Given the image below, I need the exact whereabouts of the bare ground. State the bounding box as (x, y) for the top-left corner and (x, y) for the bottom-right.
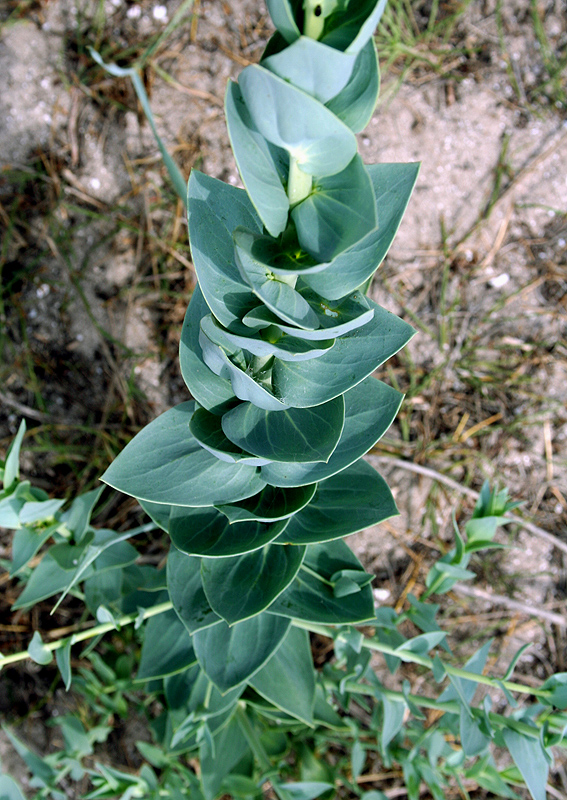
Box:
(1, 0), (566, 793)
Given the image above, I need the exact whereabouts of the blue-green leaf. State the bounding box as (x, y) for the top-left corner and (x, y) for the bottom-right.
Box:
(0, 775), (26, 800)
(395, 631), (447, 658)
(3, 419), (26, 491)
(10, 524), (57, 576)
(239, 65), (357, 177)
(201, 544), (306, 624)
(225, 80), (289, 237)
(193, 612), (291, 693)
(269, 540), (375, 624)
(137, 605), (197, 681)
(2, 727), (56, 787)
(189, 406), (270, 466)
(169, 504), (289, 558)
(271, 299), (414, 407)
(168, 547), (222, 635)
(179, 286), (238, 416)
(165, 665), (243, 722)
(28, 631), (53, 666)
(199, 333), (291, 411)
(292, 155), (377, 262)
(18, 498), (65, 526)
(266, 0), (300, 44)
(56, 639), (72, 691)
(250, 626), (315, 725)
(262, 377), (402, 487)
(273, 782), (335, 800)
(200, 715), (250, 800)
(381, 696), (405, 750)
(59, 485), (104, 542)
(263, 35), (356, 104)
(12, 553), (86, 609)
(101, 402), (266, 507)
(206, 316), (335, 362)
(139, 499), (172, 532)
(351, 739), (366, 779)
(242, 286), (373, 342)
(326, 39), (379, 133)
(221, 396), (344, 463)
(502, 728), (549, 800)
(234, 225), (329, 278)
(216, 483), (317, 523)
(440, 640), (492, 705)
(303, 162), (420, 300)
(89, 49), (187, 205)
(0, 494), (23, 529)
(465, 755), (521, 799)
(187, 171), (260, 328)
(278, 460), (397, 544)
(233, 236), (320, 329)
(540, 673), (567, 709)
(322, 0), (387, 54)
(460, 706), (491, 757)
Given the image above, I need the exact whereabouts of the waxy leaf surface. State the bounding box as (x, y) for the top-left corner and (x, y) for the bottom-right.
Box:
(137, 605), (197, 680)
(225, 81), (289, 237)
(266, 0), (300, 43)
(271, 299), (414, 407)
(169, 504), (289, 558)
(199, 334), (290, 411)
(277, 460), (397, 544)
(208, 313), (334, 361)
(193, 612), (291, 693)
(326, 39), (379, 133)
(239, 65), (357, 177)
(262, 377), (403, 487)
(189, 406), (270, 466)
(168, 547), (222, 635)
(165, 664), (244, 721)
(179, 286), (237, 416)
(187, 170), (259, 327)
(250, 626), (315, 725)
(269, 540), (375, 624)
(201, 543), (306, 624)
(263, 35), (356, 104)
(292, 155), (377, 262)
(221, 395), (345, 463)
(101, 402), (266, 507)
(234, 233), (319, 329)
(242, 289), (373, 341)
(303, 162), (421, 300)
(216, 483), (317, 523)
(322, 0), (388, 54)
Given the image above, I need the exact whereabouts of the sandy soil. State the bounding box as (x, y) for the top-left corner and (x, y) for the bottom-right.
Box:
(1, 0), (566, 791)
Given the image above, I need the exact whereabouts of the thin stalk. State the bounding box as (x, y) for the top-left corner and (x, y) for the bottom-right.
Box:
(338, 680), (567, 742)
(303, 0), (325, 39)
(288, 157), (313, 205)
(235, 704), (272, 772)
(0, 600), (173, 669)
(235, 706), (296, 800)
(292, 620), (550, 700)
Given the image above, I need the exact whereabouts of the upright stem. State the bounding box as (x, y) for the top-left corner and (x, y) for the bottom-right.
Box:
(287, 157), (312, 206)
(303, 0), (325, 39)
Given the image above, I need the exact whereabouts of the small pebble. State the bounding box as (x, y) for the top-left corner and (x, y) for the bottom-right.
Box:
(489, 273), (509, 288)
(153, 5), (168, 21)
